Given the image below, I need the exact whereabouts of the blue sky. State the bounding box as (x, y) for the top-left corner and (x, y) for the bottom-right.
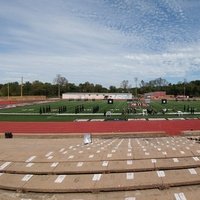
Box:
(0, 0), (200, 87)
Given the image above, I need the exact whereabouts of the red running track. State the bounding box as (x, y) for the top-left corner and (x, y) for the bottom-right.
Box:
(0, 119), (200, 135)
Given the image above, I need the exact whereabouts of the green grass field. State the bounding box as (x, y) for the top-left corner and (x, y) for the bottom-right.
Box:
(150, 100), (200, 113)
(0, 100), (127, 114)
(0, 99), (199, 121)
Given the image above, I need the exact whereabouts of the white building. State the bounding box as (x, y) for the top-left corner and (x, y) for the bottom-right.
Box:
(62, 93), (132, 100)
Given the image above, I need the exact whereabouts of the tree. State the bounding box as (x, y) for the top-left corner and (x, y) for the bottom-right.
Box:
(94, 84), (104, 92)
(140, 80), (145, 87)
(109, 85), (117, 93)
(32, 80), (46, 95)
(79, 82), (95, 92)
(54, 74), (68, 98)
(120, 80), (131, 92)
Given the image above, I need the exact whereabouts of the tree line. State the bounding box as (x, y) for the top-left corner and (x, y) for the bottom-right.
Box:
(0, 76), (199, 97)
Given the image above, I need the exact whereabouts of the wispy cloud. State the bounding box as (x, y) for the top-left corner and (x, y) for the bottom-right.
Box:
(0, 0), (200, 87)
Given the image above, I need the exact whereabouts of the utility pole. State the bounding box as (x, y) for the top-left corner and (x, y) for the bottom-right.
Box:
(134, 77), (138, 98)
(183, 78), (186, 100)
(7, 83), (9, 99)
(58, 84), (60, 99)
(21, 77), (23, 97)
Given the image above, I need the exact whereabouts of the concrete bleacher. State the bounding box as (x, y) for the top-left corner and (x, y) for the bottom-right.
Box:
(0, 136), (200, 198)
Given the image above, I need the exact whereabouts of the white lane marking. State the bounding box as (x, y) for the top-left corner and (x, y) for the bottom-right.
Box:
(102, 161), (109, 167)
(0, 162), (11, 170)
(126, 172), (134, 180)
(157, 171), (165, 177)
(151, 159), (157, 163)
(96, 150), (101, 153)
(22, 174), (33, 182)
(79, 151), (83, 154)
(77, 162), (83, 167)
(174, 192), (187, 200)
(89, 154), (94, 158)
(25, 156), (36, 163)
(127, 153), (132, 157)
(112, 150), (116, 153)
(173, 158), (179, 163)
(145, 152), (149, 155)
(47, 156), (53, 160)
(162, 152), (167, 155)
(172, 148), (176, 151)
(55, 175), (66, 183)
(188, 168), (197, 175)
(0, 173), (3, 176)
(51, 162), (59, 167)
(26, 163), (34, 168)
(45, 151), (53, 157)
(193, 157), (199, 161)
(92, 174), (102, 181)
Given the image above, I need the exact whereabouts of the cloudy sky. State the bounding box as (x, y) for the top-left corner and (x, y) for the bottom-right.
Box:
(0, 0), (200, 87)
